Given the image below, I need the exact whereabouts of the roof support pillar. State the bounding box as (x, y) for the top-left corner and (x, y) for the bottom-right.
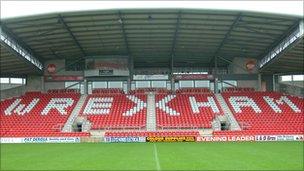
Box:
(128, 56), (133, 92)
(257, 73), (262, 91)
(272, 74), (276, 91)
(170, 54), (174, 91)
(170, 12), (181, 69)
(214, 56), (219, 94)
(83, 79), (88, 95)
(169, 11), (181, 92)
(118, 11), (133, 85)
(127, 78), (131, 93)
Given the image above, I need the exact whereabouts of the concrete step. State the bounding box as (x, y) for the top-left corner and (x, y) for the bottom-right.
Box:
(90, 130), (105, 137)
(199, 129), (213, 136)
(215, 94), (241, 131)
(146, 93), (156, 131)
(62, 94), (87, 132)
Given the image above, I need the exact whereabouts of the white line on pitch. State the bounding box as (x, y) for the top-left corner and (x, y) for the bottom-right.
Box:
(153, 143), (161, 171)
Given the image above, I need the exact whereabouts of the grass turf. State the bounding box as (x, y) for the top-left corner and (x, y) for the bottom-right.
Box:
(1, 142), (303, 170)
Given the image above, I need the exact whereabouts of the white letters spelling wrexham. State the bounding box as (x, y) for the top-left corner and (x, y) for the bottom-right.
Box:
(189, 96), (220, 113)
(123, 95), (147, 116)
(263, 96), (301, 113)
(229, 96), (262, 113)
(83, 97), (113, 115)
(4, 98), (39, 115)
(41, 98), (74, 115)
(155, 95), (179, 115)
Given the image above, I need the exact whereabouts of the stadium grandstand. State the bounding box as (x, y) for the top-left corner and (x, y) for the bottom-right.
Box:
(0, 7), (303, 171)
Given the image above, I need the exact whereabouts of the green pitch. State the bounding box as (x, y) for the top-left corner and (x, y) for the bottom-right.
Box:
(1, 142), (303, 170)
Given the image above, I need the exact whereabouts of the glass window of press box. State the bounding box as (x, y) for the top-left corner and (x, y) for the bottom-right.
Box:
(0, 77), (26, 90)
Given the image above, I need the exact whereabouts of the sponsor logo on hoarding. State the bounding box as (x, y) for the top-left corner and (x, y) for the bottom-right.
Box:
(276, 135), (296, 141)
(23, 137), (80, 143)
(255, 135), (277, 141)
(1, 137), (81, 143)
(294, 135), (304, 141)
(146, 136), (196, 142)
(196, 135), (304, 142)
(197, 136), (255, 142)
(105, 137), (146, 143)
(0, 138), (24, 144)
(24, 137), (48, 143)
(255, 135), (304, 141)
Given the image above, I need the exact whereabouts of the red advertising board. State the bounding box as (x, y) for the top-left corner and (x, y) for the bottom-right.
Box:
(44, 75), (84, 81)
(173, 74), (214, 80)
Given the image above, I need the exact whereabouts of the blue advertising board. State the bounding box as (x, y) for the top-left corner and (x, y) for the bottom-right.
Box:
(104, 137), (146, 143)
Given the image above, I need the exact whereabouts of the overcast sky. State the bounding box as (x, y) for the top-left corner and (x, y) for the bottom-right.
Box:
(1, 1), (303, 19)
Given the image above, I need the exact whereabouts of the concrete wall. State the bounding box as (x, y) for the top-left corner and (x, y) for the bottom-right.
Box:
(228, 57), (258, 74)
(281, 81), (304, 88)
(237, 80), (259, 89)
(0, 85), (26, 100)
(278, 83), (304, 97)
(1, 75), (44, 100)
(228, 57), (259, 90)
(1, 59), (86, 100)
(0, 84), (23, 90)
(26, 75), (44, 92)
(44, 82), (65, 92)
(44, 59), (83, 76)
(262, 74), (274, 91)
(44, 59), (83, 92)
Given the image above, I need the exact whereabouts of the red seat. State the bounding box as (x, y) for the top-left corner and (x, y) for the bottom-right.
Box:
(156, 90), (223, 129)
(80, 94), (147, 129)
(0, 91), (89, 137)
(220, 91), (304, 135)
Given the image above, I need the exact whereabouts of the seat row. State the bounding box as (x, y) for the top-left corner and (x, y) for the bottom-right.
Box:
(1, 91), (303, 137)
(0, 93), (80, 137)
(80, 94), (147, 129)
(156, 94), (223, 129)
(222, 91), (304, 135)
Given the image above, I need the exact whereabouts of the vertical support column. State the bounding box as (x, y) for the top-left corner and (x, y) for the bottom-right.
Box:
(273, 74), (276, 91)
(83, 78), (88, 95)
(128, 54), (133, 93)
(41, 76), (45, 92)
(214, 56), (218, 94)
(127, 78), (131, 92)
(170, 76), (175, 92)
(170, 54), (175, 92)
(272, 74), (279, 92)
(291, 74), (295, 87)
(220, 79), (223, 92)
(258, 73), (262, 91)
